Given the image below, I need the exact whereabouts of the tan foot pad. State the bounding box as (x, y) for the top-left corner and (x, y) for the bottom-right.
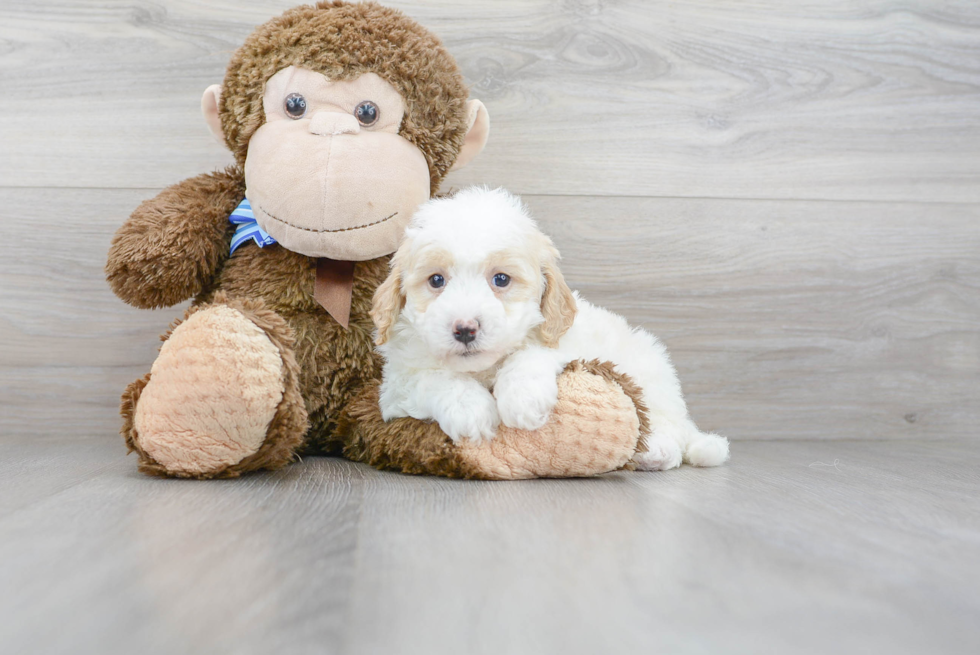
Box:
(133, 305), (285, 475)
(456, 361), (641, 479)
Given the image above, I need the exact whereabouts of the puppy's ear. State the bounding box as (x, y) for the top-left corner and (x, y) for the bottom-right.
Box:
(539, 244), (577, 347)
(371, 257), (405, 346)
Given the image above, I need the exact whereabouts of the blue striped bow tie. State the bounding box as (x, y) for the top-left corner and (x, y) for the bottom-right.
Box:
(229, 198), (277, 254)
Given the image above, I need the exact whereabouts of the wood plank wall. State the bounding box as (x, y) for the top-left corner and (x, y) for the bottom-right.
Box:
(1, 0), (978, 441)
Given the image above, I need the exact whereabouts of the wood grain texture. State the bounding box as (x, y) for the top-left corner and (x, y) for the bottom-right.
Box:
(1, 0), (979, 201)
(1, 438), (978, 654)
(2, 188), (977, 441)
(529, 194), (980, 441)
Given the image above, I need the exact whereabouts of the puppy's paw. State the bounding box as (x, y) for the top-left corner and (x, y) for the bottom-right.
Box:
(435, 386), (500, 443)
(632, 433), (684, 471)
(494, 372), (559, 432)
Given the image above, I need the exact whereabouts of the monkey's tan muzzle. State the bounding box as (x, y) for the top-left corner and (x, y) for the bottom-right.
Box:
(244, 120), (430, 261)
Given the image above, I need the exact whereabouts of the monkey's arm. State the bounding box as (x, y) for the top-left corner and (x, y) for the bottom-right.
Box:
(106, 167), (245, 309)
(341, 360), (645, 480)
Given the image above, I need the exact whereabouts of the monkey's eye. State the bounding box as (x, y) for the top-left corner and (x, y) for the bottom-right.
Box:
(284, 93), (307, 119)
(355, 100), (379, 126)
(428, 274), (445, 289)
(492, 273), (511, 288)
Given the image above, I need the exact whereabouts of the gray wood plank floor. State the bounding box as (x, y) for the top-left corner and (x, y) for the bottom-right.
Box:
(1, 438), (978, 655)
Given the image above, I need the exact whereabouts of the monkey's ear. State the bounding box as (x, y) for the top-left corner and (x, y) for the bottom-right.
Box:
(450, 99), (490, 171)
(201, 84), (227, 147)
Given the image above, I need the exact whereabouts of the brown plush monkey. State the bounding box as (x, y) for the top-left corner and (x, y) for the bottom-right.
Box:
(106, 1), (645, 479)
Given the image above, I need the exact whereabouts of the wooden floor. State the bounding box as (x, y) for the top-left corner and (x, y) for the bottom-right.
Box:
(1, 438), (978, 655)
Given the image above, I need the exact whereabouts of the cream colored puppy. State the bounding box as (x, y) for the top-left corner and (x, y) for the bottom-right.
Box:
(371, 187), (729, 470)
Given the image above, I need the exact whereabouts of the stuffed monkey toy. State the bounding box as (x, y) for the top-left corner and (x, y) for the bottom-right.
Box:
(106, 1), (646, 480)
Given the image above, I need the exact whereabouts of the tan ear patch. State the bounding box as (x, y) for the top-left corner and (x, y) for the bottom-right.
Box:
(539, 254), (577, 347)
(371, 260), (405, 345)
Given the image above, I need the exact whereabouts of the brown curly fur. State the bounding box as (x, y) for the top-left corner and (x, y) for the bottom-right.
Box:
(339, 385), (479, 478)
(199, 244), (390, 455)
(106, 167), (244, 309)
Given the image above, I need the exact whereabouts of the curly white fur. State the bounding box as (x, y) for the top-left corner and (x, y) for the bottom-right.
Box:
(372, 187), (729, 469)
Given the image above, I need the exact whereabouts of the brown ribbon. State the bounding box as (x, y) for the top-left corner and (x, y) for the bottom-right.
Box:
(314, 258), (355, 329)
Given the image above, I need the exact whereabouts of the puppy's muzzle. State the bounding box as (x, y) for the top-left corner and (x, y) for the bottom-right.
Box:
(452, 320), (479, 345)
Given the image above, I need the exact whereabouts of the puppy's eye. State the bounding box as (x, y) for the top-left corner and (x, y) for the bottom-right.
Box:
(428, 274), (445, 289)
(492, 273), (511, 288)
(355, 100), (379, 126)
(284, 93), (307, 119)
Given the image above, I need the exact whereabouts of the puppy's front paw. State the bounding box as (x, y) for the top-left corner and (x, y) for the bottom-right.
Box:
(494, 372), (559, 432)
(434, 386), (500, 442)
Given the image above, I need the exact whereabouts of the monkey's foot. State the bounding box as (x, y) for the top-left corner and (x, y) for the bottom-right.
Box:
(341, 360), (646, 480)
(455, 360), (645, 479)
(121, 297), (308, 478)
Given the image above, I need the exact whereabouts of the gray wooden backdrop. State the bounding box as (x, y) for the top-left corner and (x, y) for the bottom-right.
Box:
(2, 0), (978, 442)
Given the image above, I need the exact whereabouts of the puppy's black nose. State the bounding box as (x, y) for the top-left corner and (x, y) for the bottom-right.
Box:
(453, 321), (478, 344)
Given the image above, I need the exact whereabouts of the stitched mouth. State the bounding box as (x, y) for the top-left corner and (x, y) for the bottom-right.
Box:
(255, 202), (398, 234)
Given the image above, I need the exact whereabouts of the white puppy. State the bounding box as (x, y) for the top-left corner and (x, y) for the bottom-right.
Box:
(371, 187), (729, 470)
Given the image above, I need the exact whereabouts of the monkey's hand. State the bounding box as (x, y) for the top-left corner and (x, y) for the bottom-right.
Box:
(105, 167), (245, 309)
